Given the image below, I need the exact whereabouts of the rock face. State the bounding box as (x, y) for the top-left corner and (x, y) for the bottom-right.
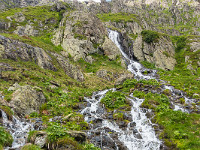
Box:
(133, 36), (176, 70)
(50, 53), (84, 82)
(0, 35), (56, 71)
(52, 11), (107, 61)
(14, 24), (39, 36)
(9, 84), (46, 116)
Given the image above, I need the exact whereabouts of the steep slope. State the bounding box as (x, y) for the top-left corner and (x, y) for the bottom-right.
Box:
(0, 0), (199, 150)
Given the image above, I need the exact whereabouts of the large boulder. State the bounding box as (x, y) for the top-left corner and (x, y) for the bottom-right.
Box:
(133, 35), (176, 70)
(102, 37), (122, 60)
(0, 35), (56, 71)
(9, 84), (46, 116)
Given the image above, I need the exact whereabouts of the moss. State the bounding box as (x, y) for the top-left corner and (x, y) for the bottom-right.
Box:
(113, 113), (124, 121)
(21, 144), (41, 150)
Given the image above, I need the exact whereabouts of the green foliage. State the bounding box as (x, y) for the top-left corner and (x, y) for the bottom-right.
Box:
(84, 144), (101, 150)
(129, 34), (138, 40)
(101, 91), (126, 109)
(141, 30), (160, 43)
(74, 33), (87, 40)
(171, 36), (187, 52)
(140, 61), (156, 69)
(0, 127), (13, 147)
(113, 113), (124, 121)
(97, 13), (138, 23)
(21, 144), (41, 150)
(46, 123), (68, 142)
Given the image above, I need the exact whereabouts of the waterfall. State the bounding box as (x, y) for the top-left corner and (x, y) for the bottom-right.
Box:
(1, 109), (33, 150)
(107, 29), (156, 80)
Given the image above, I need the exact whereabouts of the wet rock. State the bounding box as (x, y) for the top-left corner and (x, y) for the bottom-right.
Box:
(174, 89), (182, 96)
(130, 122), (136, 127)
(135, 133), (142, 139)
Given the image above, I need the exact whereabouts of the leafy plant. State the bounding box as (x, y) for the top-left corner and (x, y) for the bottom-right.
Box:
(0, 127), (13, 147)
(101, 91), (126, 109)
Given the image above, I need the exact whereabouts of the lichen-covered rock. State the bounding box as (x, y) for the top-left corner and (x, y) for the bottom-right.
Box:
(102, 37), (122, 60)
(14, 24), (39, 36)
(52, 11), (107, 61)
(51, 52), (84, 82)
(9, 84), (46, 116)
(0, 35), (56, 71)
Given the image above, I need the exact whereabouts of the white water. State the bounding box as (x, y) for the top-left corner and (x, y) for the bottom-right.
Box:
(1, 110), (33, 149)
(81, 90), (161, 150)
(108, 29), (156, 79)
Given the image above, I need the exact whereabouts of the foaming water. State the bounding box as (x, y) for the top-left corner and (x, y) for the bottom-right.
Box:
(81, 90), (161, 150)
(1, 110), (33, 150)
(108, 29), (156, 79)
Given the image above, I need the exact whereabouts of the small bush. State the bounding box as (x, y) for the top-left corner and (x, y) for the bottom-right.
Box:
(141, 30), (159, 43)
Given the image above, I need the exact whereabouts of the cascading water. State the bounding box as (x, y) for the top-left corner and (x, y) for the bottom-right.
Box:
(81, 29), (199, 150)
(108, 29), (198, 113)
(107, 29), (156, 80)
(1, 109), (33, 150)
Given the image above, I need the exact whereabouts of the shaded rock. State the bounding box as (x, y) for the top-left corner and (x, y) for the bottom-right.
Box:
(50, 52), (84, 82)
(67, 131), (86, 142)
(0, 35), (56, 71)
(9, 85), (46, 116)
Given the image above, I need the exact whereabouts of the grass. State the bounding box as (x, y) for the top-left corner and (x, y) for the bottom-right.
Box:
(97, 13), (139, 23)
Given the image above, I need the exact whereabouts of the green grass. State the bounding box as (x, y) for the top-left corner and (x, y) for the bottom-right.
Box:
(97, 13), (138, 23)
(1, 33), (63, 53)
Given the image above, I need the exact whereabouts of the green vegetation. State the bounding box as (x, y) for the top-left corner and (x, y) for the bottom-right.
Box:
(101, 91), (127, 109)
(0, 127), (13, 148)
(97, 13), (138, 23)
(141, 30), (160, 44)
(21, 144), (41, 150)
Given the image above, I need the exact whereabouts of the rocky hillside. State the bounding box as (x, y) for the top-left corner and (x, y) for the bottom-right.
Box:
(0, 0), (199, 150)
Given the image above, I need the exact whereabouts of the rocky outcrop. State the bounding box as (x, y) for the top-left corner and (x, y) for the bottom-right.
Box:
(52, 11), (107, 61)
(14, 24), (39, 36)
(9, 83), (46, 116)
(134, 35), (176, 70)
(102, 37), (122, 60)
(0, 35), (56, 71)
(50, 52), (84, 82)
